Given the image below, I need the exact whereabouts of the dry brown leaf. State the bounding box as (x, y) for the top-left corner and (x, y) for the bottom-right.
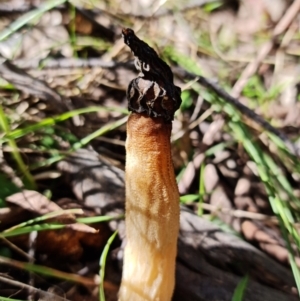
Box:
(66, 222), (98, 233)
(5, 189), (77, 224)
(6, 190), (62, 215)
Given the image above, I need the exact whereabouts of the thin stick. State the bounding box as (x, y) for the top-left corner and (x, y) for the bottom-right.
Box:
(0, 275), (71, 301)
(200, 203), (277, 221)
(231, 0), (300, 97)
(176, 69), (299, 156)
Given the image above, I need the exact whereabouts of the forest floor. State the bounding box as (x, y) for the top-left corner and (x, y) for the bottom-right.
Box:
(0, 0), (300, 300)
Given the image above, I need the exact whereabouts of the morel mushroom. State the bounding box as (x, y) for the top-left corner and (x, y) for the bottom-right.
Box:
(119, 28), (182, 301)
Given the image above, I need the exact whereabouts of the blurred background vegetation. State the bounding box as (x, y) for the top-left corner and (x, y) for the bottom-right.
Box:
(0, 0), (300, 300)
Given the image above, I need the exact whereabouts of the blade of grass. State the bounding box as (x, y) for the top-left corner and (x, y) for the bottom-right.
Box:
(72, 116), (128, 149)
(0, 297), (27, 301)
(99, 230), (118, 301)
(1, 223), (73, 238)
(262, 151), (300, 210)
(180, 194), (200, 204)
(0, 255), (97, 286)
(198, 163), (205, 216)
(0, 104), (36, 189)
(0, 0), (68, 41)
(76, 214), (124, 224)
(231, 274), (249, 301)
(69, 3), (78, 58)
(30, 116), (128, 169)
(3, 208), (83, 233)
(185, 74), (300, 292)
(2, 210), (121, 238)
(228, 119), (300, 295)
(1, 106), (127, 142)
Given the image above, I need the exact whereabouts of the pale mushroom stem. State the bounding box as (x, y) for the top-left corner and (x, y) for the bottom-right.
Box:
(119, 113), (180, 301)
(119, 27), (181, 301)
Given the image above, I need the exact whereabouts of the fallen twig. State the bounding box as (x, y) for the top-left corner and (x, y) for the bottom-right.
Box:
(231, 0), (300, 97)
(176, 68), (299, 156)
(0, 275), (71, 301)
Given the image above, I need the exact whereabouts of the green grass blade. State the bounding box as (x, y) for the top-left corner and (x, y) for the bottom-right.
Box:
(180, 194), (200, 204)
(228, 120), (300, 295)
(231, 274), (249, 301)
(29, 116), (127, 169)
(2, 210), (121, 238)
(3, 209), (83, 233)
(0, 0), (68, 41)
(72, 116), (127, 150)
(0, 104), (36, 189)
(76, 215), (124, 224)
(0, 297), (27, 301)
(1, 223), (67, 238)
(198, 163), (205, 216)
(187, 79), (300, 294)
(1, 106), (127, 142)
(99, 230), (118, 301)
(0, 255), (96, 285)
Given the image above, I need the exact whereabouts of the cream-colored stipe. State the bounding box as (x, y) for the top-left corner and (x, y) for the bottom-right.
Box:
(119, 113), (180, 301)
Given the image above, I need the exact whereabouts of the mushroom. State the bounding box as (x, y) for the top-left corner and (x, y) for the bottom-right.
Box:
(119, 28), (182, 301)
